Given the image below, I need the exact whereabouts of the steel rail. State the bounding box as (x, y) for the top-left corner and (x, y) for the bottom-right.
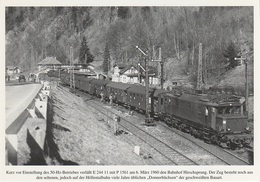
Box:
(75, 90), (198, 165)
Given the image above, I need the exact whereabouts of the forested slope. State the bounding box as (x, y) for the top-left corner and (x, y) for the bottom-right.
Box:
(5, 6), (253, 89)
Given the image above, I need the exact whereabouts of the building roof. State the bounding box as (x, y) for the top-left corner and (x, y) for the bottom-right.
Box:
(38, 57), (62, 65)
(6, 66), (18, 70)
(119, 65), (138, 75)
(113, 63), (127, 69)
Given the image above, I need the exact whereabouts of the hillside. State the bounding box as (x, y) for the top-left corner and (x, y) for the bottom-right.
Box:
(5, 7), (254, 89)
(50, 85), (145, 165)
(219, 63), (253, 89)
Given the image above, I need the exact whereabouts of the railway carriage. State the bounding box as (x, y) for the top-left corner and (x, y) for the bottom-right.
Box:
(106, 82), (131, 104)
(74, 73), (94, 92)
(83, 78), (95, 93)
(61, 72), (70, 85)
(90, 79), (110, 97)
(126, 85), (155, 113)
(153, 89), (171, 116)
(74, 73), (85, 89)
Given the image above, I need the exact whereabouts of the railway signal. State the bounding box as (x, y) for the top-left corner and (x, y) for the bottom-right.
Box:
(136, 46), (155, 126)
(234, 56), (249, 116)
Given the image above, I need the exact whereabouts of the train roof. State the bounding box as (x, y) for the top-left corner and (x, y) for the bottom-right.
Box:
(163, 92), (243, 106)
(75, 75), (89, 81)
(127, 85), (154, 95)
(153, 89), (169, 97)
(127, 85), (145, 94)
(106, 82), (132, 91)
(91, 79), (110, 86)
(180, 93), (208, 102)
(163, 92), (209, 102)
(82, 77), (95, 83)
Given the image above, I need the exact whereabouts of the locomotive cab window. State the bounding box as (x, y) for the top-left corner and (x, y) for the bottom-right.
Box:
(217, 106), (241, 115)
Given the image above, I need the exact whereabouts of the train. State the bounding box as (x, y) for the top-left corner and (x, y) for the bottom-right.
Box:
(58, 71), (252, 150)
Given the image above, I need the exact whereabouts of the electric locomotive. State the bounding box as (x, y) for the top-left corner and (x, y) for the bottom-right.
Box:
(155, 91), (251, 149)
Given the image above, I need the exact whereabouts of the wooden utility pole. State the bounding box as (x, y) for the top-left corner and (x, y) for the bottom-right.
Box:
(235, 56), (248, 116)
(70, 46), (75, 89)
(197, 43), (203, 90)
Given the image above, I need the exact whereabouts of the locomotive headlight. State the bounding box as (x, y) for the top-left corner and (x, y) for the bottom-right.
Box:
(227, 128), (231, 132)
(223, 119), (226, 124)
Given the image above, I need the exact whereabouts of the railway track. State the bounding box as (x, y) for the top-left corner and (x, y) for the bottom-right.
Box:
(131, 108), (250, 165)
(86, 98), (197, 165)
(64, 86), (250, 165)
(158, 121), (250, 165)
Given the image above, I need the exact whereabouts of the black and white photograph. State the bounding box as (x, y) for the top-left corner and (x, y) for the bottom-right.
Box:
(2, 0), (260, 181)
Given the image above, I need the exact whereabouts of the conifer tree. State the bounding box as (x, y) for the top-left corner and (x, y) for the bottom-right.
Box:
(79, 36), (94, 64)
(223, 41), (238, 70)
